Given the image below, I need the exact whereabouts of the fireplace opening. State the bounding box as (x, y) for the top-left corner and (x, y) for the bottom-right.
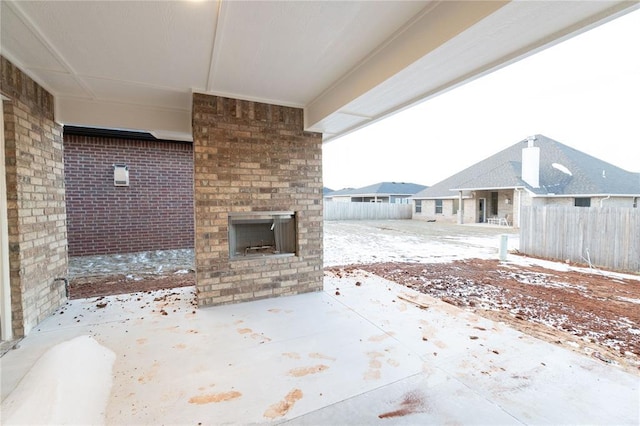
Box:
(228, 212), (297, 259)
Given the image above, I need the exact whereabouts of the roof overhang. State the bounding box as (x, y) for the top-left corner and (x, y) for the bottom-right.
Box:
(2, 1), (638, 142)
(451, 186), (527, 192)
(533, 193), (640, 198)
(335, 193), (412, 197)
(412, 194), (473, 200)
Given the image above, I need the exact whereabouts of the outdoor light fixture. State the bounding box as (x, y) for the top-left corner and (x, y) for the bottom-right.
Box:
(505, 197), (511, 204)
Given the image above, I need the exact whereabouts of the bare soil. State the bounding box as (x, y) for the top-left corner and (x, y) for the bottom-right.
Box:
(68, 249), (640, 374)
(69, 272), (195, 299)
(327, 259), (640, 374)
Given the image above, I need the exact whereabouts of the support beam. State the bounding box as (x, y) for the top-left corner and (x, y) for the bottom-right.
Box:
(55, 97), (193, 142)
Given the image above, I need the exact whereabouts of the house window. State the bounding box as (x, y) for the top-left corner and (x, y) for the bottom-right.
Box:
(415, 200), (422, 213)
(490, 192), (498, 216)
(453, 199), (459, 215)
(574, 197), (591, 207)
(435, 199), (443, 214)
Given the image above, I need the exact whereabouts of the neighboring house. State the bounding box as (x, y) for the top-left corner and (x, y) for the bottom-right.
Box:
(326, 182), (428, 204)
(412, 135), (640, 227)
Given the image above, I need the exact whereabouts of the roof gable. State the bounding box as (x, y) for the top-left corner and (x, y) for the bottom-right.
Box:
(414, 135), (640, 198)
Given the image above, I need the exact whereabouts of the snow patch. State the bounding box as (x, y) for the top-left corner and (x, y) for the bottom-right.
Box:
(552, 162), (573, 176)
(323, 221), (520, 267)
(1, 335), (116, 425)
(617, 296), (640, 304)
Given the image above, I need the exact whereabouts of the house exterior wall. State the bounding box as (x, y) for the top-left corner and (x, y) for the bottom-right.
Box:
(415, 191), (519, 225)
(64, 135), (194, 256)
(597, 196), (637, 208)
(533, 196), (572, 207)
(416, 192), (637, 227)
(516, 193), (637, 226)
(533, 196), (636, 208)
(462, 199), (476, 223)
(473, 190), (516, 223)
(352, 196), (389, 203)
(1, 56), (68, 337)
(413, 198), (471, 223)
(389, 195), (411, 204)
(192, 94), (323, 306)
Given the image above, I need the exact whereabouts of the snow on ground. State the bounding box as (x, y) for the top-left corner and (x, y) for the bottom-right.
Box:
(69, 249), (194, 278)
(3, 220), (639, 423)
(323, 220), (639, 282)
(506, 252), (640, 282)
(324, 220), (519, 266)
(1, 335), (115, 425)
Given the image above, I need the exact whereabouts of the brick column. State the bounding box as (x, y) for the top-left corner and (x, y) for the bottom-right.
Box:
(192, 94), (323, 306)
(1, 56), (68, 336)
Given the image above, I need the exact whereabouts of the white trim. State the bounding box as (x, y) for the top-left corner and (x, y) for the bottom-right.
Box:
(452, 186), (527, 191)
(532, 193), (640, 198)
(0, 99), (13, 341)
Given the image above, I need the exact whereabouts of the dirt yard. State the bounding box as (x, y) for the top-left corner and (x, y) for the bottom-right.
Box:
(68, 249), (195, 299)
(68, 222), (640, 374)
(69, 272), (194, 299)
(327, 258), (640, 373)
(71, 254), (640, 373)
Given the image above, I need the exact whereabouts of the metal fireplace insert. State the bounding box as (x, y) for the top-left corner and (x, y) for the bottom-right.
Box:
(228, 211), (297, 259)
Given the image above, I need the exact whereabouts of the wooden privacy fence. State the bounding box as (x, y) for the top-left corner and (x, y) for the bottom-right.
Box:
(324, 201), (413, 221)
(520, 206), (640, 273)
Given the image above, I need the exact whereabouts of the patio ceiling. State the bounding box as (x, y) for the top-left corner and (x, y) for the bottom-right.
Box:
(1, 1), (637, 142)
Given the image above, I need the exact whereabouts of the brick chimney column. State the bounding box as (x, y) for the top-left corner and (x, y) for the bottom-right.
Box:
(192, 94), (324, 306)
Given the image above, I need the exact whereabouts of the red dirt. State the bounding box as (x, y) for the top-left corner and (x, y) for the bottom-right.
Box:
(69, 272), (195, 299)
(378, 390), (429, 419)
(328, 259), (640, 374)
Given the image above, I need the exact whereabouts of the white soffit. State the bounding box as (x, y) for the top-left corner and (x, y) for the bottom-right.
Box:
(208, 1), (427, 107)
(310, 0), (640, 141)
(1, 0), (638, 142)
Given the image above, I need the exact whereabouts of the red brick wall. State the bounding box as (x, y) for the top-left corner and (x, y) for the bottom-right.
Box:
(192, 94), (323, 306)
(64, 135), (194, 256)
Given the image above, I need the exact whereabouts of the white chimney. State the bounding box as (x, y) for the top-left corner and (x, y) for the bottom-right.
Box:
(522, 136), (540, 188)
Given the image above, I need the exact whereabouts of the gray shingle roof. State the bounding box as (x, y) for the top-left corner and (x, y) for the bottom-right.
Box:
(328, 182), (428, 197)
(413, 134), (640, 199)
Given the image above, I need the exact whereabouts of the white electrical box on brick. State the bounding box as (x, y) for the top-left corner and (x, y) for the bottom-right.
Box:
(113, 164), (129, 186)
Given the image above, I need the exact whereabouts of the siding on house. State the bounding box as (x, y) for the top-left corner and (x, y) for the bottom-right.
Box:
(64, 134), (194, 256)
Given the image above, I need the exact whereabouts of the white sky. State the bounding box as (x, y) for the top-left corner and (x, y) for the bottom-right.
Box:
(322, 8), (640, 190)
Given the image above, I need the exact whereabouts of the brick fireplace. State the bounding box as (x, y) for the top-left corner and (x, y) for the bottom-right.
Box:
(192, 94), (323, 306)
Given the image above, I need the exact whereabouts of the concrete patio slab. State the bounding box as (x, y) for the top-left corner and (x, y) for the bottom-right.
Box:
(2, 272), (638, 425)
